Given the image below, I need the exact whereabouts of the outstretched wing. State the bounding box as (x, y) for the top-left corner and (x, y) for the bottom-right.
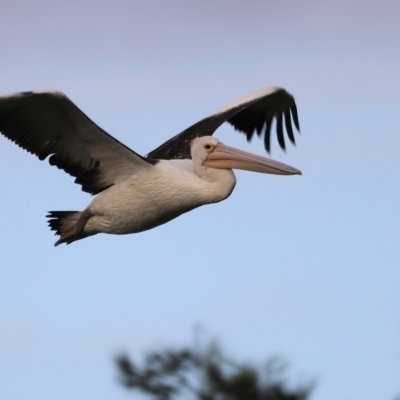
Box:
(0, 91), (154, 195)
(147, 87), (300, 160)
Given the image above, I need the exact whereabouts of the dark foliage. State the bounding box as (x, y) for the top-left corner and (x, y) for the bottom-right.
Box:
(116, 341), (313, 400)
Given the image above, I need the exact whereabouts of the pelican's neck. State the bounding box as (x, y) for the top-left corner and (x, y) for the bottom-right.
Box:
(193, 161), (237, 202)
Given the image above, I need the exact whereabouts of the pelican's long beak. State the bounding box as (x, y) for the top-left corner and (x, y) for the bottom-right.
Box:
(203, 143), (301, 175)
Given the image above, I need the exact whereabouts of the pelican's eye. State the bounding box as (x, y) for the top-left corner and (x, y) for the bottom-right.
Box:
(203, 143), (214, 152)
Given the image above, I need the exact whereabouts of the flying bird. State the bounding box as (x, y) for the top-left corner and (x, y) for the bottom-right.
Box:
(0, 86), (301, 246)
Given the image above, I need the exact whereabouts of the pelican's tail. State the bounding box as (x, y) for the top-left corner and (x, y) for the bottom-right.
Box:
(47, 211), (88, 246)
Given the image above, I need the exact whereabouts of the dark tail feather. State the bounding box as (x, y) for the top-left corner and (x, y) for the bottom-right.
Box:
(47, 211), (79, 234)
(47, 211), (86, 246)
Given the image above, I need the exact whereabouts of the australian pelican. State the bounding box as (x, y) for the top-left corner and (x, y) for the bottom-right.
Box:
(0, 87), (302, 246)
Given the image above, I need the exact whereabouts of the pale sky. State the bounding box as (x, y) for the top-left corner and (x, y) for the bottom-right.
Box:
(0, 1), (399, 400)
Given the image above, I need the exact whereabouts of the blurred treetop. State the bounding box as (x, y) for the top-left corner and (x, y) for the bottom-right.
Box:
(116, 338), (313, 400)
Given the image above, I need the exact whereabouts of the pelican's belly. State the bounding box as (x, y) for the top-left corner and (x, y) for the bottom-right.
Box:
(83, 167), (213, 235)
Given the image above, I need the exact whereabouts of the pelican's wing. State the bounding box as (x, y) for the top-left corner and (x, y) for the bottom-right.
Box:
(0, 91), (154, 195)
(147, 87), (300, 160)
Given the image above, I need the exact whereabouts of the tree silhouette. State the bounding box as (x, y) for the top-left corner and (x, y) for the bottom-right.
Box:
(116, 338), (313, 400)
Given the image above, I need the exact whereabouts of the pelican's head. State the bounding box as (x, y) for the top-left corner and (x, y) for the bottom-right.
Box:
(191, 136), (302, 176)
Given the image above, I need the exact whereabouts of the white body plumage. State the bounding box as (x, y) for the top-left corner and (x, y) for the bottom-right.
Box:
(86, 156), (236, 235)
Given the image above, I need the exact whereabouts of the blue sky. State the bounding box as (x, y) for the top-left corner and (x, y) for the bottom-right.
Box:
(0, 1), (399, 399)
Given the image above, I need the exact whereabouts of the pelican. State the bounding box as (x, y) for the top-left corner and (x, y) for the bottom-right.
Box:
(0, 86), (302, 246)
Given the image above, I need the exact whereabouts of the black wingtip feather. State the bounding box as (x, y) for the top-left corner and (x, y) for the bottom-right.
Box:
(245, 127), (253, 142)
(276, 113), (286, 151)
(290, 102), (300, 132)
(284, 109), (295, 144)
(255, 118), (265, 137)
(263, 116), (273, 153)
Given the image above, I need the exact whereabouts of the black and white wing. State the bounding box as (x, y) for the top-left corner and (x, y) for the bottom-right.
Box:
(0, 91), (154, 195)
(147, 87), (300, 160)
